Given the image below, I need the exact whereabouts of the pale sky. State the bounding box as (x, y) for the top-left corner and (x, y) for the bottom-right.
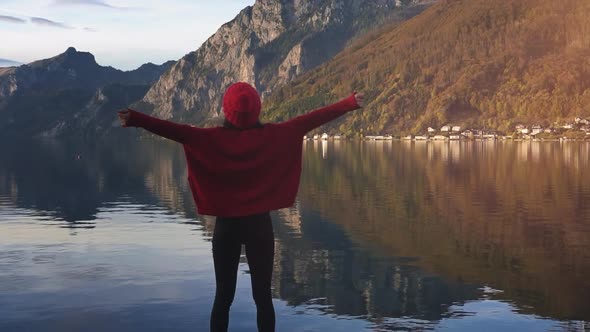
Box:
(0, 0), (254, 70)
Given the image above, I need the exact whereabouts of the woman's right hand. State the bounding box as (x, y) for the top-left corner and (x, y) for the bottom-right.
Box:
(118, 109), (131, 127)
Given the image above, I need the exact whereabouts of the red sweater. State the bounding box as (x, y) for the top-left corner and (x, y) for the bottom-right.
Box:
(127, 94), (360, 217)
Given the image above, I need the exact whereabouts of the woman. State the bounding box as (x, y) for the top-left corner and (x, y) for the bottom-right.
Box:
(118, 82), (364, 331)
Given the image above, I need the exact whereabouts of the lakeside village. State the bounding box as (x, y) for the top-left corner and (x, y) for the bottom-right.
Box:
(304, 117), (590, 142)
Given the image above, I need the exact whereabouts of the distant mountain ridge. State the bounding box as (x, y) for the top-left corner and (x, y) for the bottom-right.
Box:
(4, 0), (587, 138)
(137, 0), (434, 124)
(0, 58), (22, 68)
(0, 47), (174, 138)
(263, 0), (590, 135)
(0, 47), (174, 99)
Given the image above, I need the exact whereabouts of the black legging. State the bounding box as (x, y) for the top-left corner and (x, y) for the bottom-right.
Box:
(210, 212), (275, 332)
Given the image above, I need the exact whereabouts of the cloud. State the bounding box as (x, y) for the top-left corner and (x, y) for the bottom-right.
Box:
(84, 27), (98, 32)
(52, 0), (123, 9)
(30, 17), (73, 29)
(0, 15), (27, 24)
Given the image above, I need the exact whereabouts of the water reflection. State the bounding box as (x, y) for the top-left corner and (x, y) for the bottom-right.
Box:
(301, 140), (590, 321)
(1, 139), (589, 331)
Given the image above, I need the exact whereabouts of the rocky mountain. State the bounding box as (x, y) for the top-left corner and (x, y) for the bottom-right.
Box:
(0, 47), (174, 138)
(137, 0), (434, 124)
(263, 0), (590, 135)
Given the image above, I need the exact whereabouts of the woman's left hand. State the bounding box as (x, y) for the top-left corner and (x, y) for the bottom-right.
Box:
(354, 93), (365, 108)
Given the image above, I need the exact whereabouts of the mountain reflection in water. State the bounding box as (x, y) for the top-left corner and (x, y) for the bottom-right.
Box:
(0, 139), (588, 331)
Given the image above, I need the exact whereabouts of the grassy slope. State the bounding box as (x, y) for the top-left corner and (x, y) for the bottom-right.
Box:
(263, 0), (590, 135)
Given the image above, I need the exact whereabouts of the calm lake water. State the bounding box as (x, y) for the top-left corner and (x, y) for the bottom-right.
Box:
(1, 139), (589, 331)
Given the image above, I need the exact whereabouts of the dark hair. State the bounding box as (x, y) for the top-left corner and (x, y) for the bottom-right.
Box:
(223, 118), (264, 130)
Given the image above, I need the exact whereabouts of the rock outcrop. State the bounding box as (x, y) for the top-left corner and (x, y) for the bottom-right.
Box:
(139, 0), (433, 123)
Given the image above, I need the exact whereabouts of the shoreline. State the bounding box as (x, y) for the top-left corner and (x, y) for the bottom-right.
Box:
(304, 138), (590, 143)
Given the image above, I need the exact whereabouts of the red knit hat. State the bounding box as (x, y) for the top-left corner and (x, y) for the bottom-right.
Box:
(222, 82), (261, 129)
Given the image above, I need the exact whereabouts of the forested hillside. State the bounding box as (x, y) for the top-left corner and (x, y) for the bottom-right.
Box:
(263, 0), (590, 135)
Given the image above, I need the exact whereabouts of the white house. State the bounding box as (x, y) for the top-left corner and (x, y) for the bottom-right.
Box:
(520, 128), (530, 134)
(427, 127), (436, 133)
(452, 126), (462, 132)
(321, 133), (329, 140)
(531, 125), (543, 135)
(441, 125), (451, 132)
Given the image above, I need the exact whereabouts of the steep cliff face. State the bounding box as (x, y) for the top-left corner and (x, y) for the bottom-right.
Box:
(139, 0), (433, 123)
(0, 48), (174, 138)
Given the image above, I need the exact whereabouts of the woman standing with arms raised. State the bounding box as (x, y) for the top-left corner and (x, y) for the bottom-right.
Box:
(118, 82), (364, 331)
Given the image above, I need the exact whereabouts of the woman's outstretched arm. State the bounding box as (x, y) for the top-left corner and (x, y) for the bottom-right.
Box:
(118, 108), (199, 144)
(280, 93), (364, 135)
